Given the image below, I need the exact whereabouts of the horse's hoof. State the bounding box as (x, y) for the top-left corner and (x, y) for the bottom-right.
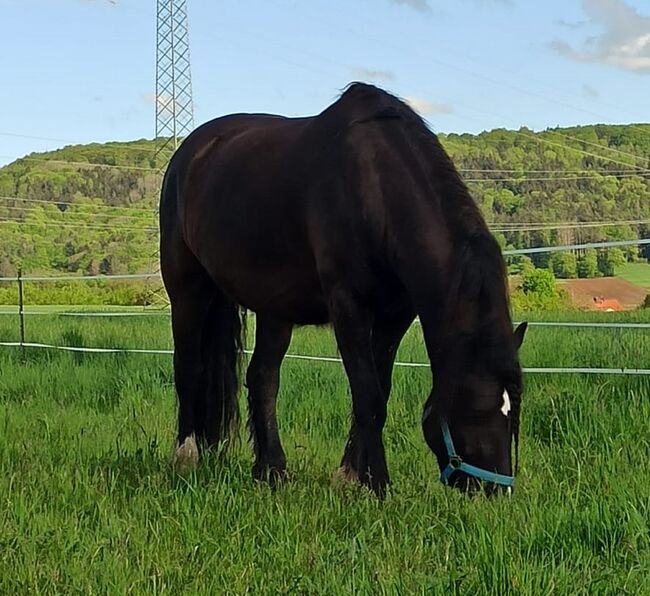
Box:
(252, 462), (289, 487)
(171, 434), (199, 474)
(332, 465), (357, 487)
(333, 465), (387, 497)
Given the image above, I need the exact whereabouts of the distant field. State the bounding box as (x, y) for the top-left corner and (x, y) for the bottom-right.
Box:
(617, 262), (650, 289)
(1, 311), (649, 593)
(562, 277), (647, 310)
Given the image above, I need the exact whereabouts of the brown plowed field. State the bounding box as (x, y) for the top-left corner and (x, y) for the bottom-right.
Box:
(561, 277), (648, 310)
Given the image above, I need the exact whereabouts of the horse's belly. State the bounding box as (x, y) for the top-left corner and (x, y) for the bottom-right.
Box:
(210, 260), (329, 325)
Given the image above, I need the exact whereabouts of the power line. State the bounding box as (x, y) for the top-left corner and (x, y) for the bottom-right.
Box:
(491, 220), (650, 233)
(0, 204), (156, 224)
(7, 151), (649, 179)
(464, 172), (650, 183)
(545, 129), (649, 167)
(440, 115), (649, 174)
(0, 155), (161, 173)
(514, 132), (649, 172)
(495, 218), (650, 226)
(0, 239), (644, 282)
(0, 218), (157, 233)
(262, 0), (647, 133)
(0, 196), (154, 214)
(459, 168), (650, 174)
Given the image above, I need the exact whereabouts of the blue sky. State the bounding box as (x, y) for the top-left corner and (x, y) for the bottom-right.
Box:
(1, 0), (649, 166)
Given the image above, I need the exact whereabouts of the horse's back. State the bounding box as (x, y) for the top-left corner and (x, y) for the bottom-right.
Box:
(160, 85), (441, 323)
(160, 113), (334, 322)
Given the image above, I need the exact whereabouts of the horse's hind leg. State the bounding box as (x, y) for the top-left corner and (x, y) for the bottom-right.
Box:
(338, 307), (414, 486)
(246, 315), (292, 483)
(164, 259), (215, 473)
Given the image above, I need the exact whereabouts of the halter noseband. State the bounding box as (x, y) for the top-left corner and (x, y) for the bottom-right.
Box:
(439, 418), (514, 488)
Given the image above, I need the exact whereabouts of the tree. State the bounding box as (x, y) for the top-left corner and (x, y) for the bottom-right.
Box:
(550, 251), (577, 278)
(508, 255), (535, 276)
(2, 123), (649, 282)
(522, 268), (557, 298)
(577, 249), (599, 278)
(598, 248), (626, 277)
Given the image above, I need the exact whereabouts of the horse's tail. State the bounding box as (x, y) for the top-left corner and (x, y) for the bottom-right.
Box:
(202, 291), (246, 449)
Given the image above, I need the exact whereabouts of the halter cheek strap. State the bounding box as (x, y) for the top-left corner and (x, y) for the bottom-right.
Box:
(440, 418), (514, 487)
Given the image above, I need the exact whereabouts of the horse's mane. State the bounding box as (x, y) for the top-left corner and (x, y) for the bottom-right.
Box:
(336, 83), (486, 239)
(337, 84), (512, 343)
(337, 83), (523, 457)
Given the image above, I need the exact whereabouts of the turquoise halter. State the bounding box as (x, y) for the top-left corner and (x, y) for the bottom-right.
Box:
(440, 418), (514, 488)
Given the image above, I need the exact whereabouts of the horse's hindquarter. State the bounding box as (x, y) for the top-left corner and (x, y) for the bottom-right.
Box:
(177, 116), (329, 323)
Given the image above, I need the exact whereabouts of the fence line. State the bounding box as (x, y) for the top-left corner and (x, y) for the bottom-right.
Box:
(503, 238), (650, 256)
(516, 321), (650, 329)
(0, 238), (648, 376)
(0, 272), (161, 282)
(1, 309), (649, 328)
(0, 310), (168, 317)
(1, 340), (649, 376)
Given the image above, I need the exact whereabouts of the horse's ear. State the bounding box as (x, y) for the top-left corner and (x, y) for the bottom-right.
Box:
(513, 322), (528, 351)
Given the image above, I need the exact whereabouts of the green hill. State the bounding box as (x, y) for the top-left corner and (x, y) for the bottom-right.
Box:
(0, 124), (649, 279)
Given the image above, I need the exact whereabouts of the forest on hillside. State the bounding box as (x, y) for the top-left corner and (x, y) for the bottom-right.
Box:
(0, 124), (648, 280)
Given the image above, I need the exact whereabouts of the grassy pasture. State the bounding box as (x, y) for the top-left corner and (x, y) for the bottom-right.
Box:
(617, 262), (650, 289)
(1, 311), (649, 594)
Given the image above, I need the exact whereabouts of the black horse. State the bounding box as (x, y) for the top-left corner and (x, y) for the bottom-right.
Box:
(160, 83), (527, 496)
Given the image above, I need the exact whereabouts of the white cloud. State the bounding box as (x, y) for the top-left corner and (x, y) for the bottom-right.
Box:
(143, 94), (186, 117)
(556, 18), (586, 29)
(388, 0), (511, 13)
(350, 67), (396, 82)
(581, 83), (600, 98)
(405, 97), (453, 115)
(464, 0), (513, 5)
(387, 0), (431, 13)
(551, 0), (650, 73)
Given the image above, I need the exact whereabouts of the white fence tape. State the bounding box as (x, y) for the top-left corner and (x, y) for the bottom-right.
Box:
(0, 310), (168, 317)
(0, 272), (160, 282)
(517, 321), (650, 329)
(1, 341), (649, 375)
(503, 238), (650, 255)
(1, 310), (649, 329)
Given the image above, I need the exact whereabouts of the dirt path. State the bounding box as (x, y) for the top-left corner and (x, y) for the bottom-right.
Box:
(561, 277), (648, 310)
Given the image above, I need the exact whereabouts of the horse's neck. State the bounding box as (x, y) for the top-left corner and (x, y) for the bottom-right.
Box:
(415, 235), (508, 370)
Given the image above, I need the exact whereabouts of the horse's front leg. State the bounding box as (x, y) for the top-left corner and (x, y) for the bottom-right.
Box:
(329, 288), (389, 497)
(339, 306), (415, 485)
(246, 315), (293, 485)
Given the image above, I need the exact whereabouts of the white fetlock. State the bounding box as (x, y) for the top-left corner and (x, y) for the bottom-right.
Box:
(332, 465), (357, 487)
(171, 433), (199, 474)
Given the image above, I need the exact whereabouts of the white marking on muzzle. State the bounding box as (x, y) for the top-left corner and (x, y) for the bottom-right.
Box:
(501, 389), (511, 417)
(171, 433), (199, 474)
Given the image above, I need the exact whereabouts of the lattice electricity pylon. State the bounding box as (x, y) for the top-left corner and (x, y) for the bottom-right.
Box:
(147, 0), (195, 309)
(155, 0), (195, 165)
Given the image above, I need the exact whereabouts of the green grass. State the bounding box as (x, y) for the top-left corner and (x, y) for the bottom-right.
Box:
(1, 312), (649, 594)
(617, 262), (650, 289)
